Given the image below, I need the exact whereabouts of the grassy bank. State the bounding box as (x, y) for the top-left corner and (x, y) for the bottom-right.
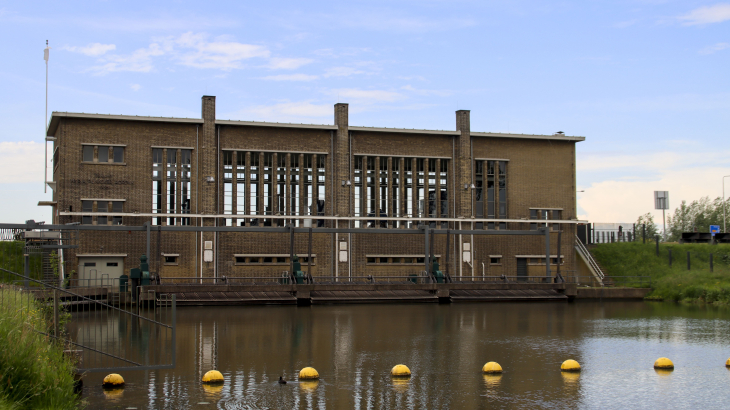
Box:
(0, 286), (80, 409)
(591, 242), (730, 304)
(0, 241), (44, 284)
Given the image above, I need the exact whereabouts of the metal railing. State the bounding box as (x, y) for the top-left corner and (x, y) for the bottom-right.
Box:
(0, 267), (176, 373)
(575, 235), (605, 284)
(565, 275), (651, 288)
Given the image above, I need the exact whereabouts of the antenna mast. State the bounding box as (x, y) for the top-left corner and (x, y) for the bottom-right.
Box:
(44, 40), (50, 193)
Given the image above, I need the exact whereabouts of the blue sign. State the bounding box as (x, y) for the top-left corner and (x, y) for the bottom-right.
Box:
(710, 225), (720, 236)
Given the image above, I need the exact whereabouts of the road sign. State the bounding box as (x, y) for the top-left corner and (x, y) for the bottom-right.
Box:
(654, 191), (669, 210)
(710, 225), (720, 236)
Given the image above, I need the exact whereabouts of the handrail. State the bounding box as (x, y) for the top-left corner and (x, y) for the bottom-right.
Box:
(575, 236), (605, 284)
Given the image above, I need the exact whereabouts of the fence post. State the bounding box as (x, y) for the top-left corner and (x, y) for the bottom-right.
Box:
(687, 251), (690, 270)
(643, 224), (646, 244)
(668, 249), (672, 267)
(633, 223), (636, 242)
(710, 253), (714, 272)
(24, 253), (29, 288)
(655, 235), (659, 256)
(53, 289), (59, 338)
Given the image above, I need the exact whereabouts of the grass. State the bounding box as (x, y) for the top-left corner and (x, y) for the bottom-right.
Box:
(590, 242), (730, 304)
(0, 286), (81, 409)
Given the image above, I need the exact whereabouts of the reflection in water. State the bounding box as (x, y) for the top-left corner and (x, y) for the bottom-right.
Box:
(80, 302), (730, 409)
(654, 368), (674, 377)
(483, 374), (502, 388)
(102, 387), (124, 402)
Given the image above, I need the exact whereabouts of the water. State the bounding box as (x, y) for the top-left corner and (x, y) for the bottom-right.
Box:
(81, 302), (730, 409)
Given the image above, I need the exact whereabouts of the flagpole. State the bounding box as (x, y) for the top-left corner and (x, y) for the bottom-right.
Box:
(44, 40), (50, 193)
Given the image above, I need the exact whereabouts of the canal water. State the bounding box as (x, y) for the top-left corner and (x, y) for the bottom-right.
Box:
(82, 301), (730, 409)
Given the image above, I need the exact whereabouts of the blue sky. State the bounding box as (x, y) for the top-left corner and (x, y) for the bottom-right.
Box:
(1, 0), (729, 226)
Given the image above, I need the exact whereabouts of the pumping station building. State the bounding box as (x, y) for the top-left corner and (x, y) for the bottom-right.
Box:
(43, 96), (585, 286)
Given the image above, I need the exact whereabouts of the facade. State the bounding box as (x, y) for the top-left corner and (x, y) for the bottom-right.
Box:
(44, 96), (584, 284)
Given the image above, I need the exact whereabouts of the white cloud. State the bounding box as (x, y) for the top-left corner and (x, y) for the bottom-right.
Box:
(267, 57), (313, 70)
(577, 149), (730, 224)
(699, 42), (730, 55)
(0, 142), (44, 183)
(324, 67), (364, 77)
(329, 88), (405, 104)
(170, 32), (270, 69)
(62, 43), (116, 56)
(88, 43), (166, 75)
(678, 3), (730, 25)
(130, 84), (141, 91)
(261, 74), (318, 81)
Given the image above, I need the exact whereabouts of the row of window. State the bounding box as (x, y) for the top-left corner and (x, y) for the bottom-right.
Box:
(81, 200), (124, 225)
(223, 151), (326, 227)
(530, 209), (562, 231)
(234, 255), (316, 265)
(82, 145), (125, 163)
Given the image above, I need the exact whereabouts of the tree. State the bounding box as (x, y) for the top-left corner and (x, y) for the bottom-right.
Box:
(635, 213), (658, 241)
(665, 196), (730, 241)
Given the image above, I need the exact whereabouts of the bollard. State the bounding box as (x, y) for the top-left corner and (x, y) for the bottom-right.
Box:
(668, 249), (672, 267)
(687, 252), (690, 270)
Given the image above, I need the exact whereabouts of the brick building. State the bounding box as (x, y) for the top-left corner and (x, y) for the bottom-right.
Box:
(44, 96), (584, 284)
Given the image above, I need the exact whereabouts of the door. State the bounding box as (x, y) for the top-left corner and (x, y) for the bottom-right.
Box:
(78, 257), (124, 288)
(516, 258), (527, 282)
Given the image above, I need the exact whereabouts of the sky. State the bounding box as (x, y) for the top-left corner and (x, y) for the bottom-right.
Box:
(0, 0), (728, 227)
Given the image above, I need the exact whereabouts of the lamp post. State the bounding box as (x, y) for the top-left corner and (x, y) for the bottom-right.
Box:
(723, 175), (730, 233)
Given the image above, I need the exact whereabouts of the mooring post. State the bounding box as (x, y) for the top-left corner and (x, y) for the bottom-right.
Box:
(289, 225), (295, 276)
(445, 229), (450, 278)
(544, 227), (551, 282)
(424, 224), (430, 277)
(710, 253), (714, 272)
(556, 231), (562, 280)
(308, 227), (312, 276)
(687, 252), (691, 270)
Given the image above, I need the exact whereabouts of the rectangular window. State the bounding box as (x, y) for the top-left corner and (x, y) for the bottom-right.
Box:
(112, 201), (123, 225)
(250, 153), (260, 226)
(113, 147), (124, 163)
(264, 153), (274, 226)
(235, 257), (247, 264)
(354, 156), (363, 227)
(237, 152), (246, 224)
(180, 150), (192, 225)
(552, 210), (562, 231)
(98, 146), (109, 163)
(82, 200), (93, 225)
(107, 262), (118, 267)
(83, 146), (94, 162)
(490, 257), (501, 265)
(97, 201), (109, 225)
(164, 256), (178, 265)
(498, 161), (507, 229)
(316, 155), (326, 227)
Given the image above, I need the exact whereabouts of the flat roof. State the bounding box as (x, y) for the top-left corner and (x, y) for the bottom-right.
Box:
(48, 112), (585, 141)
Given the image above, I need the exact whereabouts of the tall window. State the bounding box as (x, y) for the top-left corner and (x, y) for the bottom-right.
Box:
(289, 154), (298, 227)
(152, 149), (163, 225)
(366, 157), (375, 226)
(237, 152), (246, 225)
(181, 150), (191, 225)
(416, 158), (425, 218)
(303, 154), (313, 224)
(263, 153), (274, 226)
(250, 153), (259, 226)
(440, 160), (448, 228)
(405, 159), (413, 221)
(223, 151), (233, 226)
(486, 161), (496, 229)
(498, 162), (507, 229)
(276, 154), (286, 226)
(354, 156), (363, 227)
(392, 159), (400, 228)
(316, 155), (326, 227)
(166, 150), (177, 225)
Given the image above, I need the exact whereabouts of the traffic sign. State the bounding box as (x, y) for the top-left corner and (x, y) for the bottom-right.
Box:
(710, 225), (720, 236)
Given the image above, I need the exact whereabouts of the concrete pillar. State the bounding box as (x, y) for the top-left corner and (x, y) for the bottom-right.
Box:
(456, 110), (471, 218)
(334, 103), (349, 227)
(201, 96), (217, 278)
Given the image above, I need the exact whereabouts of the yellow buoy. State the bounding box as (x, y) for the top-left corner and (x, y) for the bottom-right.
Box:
(202, 370), (224, 383)
(391, 364), (411, 377)
(299, 380), (320, 392)
(653, 357), (674, 369)
(102, 373), (125, 387)
(482, 362), (503, 374)
(560, 359), (581, 372)
(299, 367), (320, 380)
(726, 358), (730, 367)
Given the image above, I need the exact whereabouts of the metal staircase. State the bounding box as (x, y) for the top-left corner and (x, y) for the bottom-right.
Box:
(575, 236), (605, 286)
